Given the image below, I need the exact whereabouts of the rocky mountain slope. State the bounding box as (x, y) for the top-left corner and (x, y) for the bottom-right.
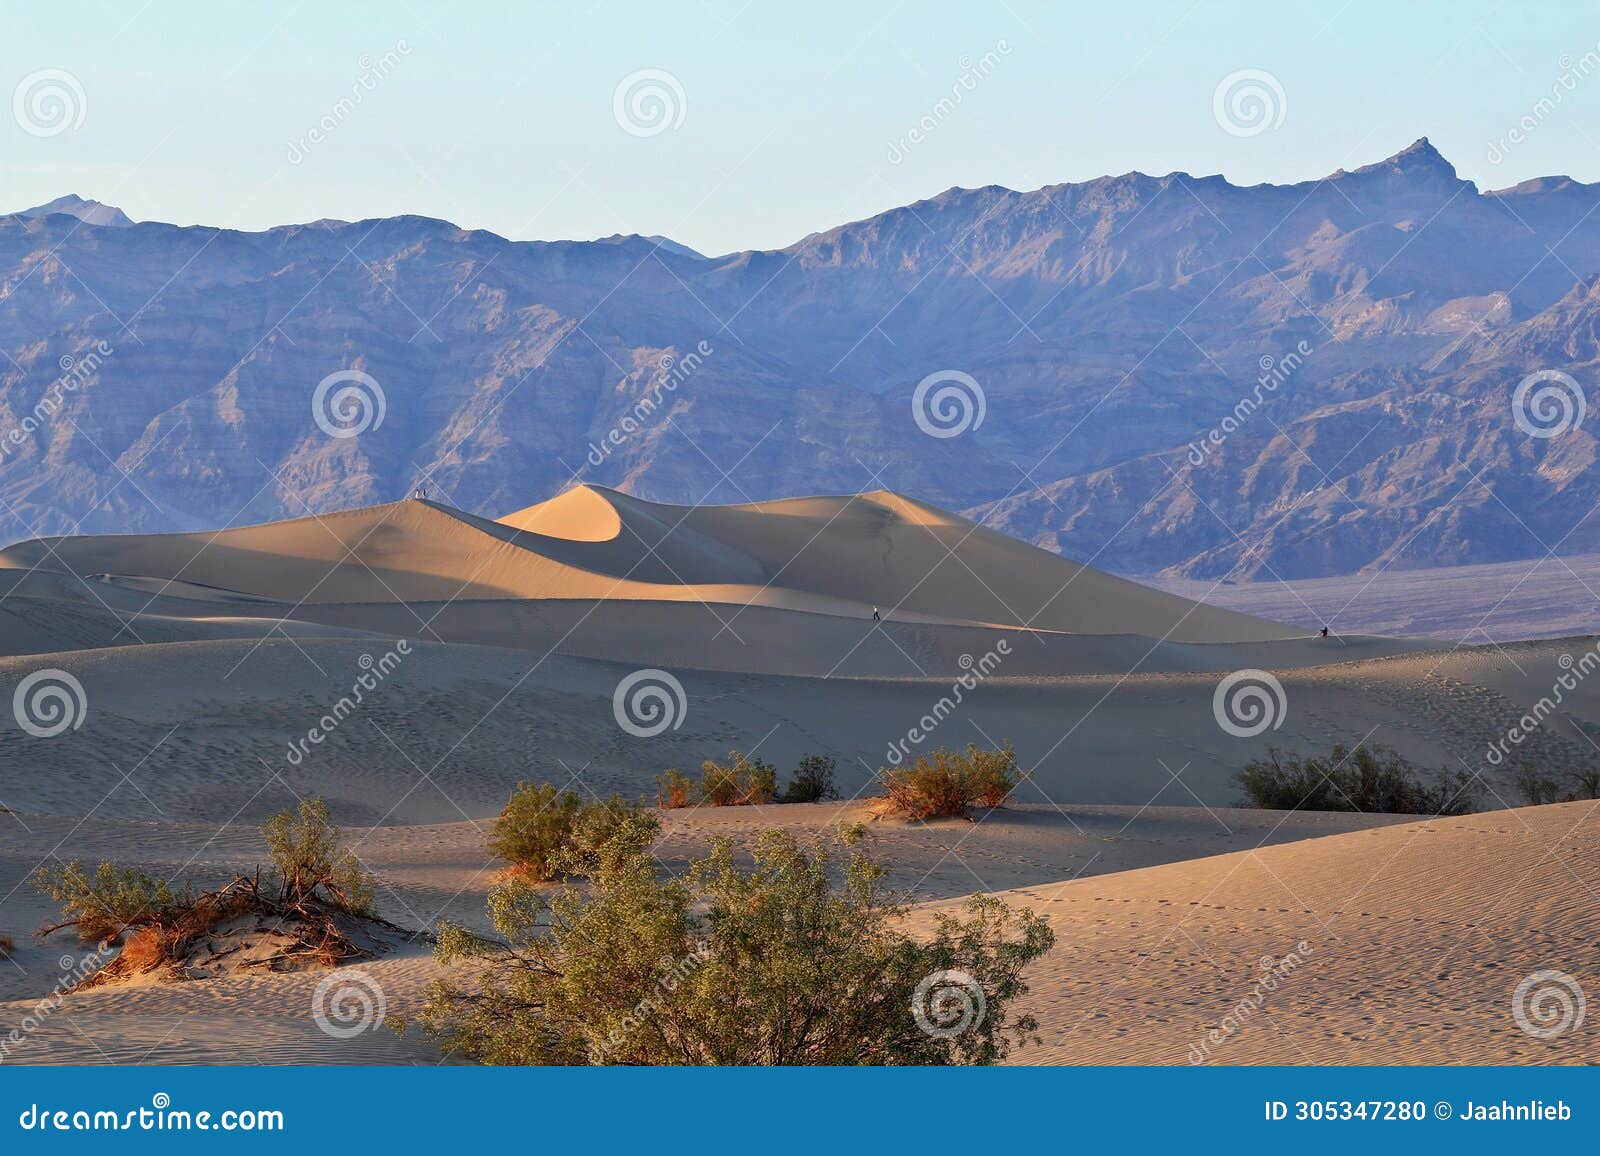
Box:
(4, 138), (1600, 579)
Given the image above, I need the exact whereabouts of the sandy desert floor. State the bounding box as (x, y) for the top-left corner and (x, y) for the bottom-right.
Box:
(1, 487), (1597, 1064)
(4, 800), (1595, 1065)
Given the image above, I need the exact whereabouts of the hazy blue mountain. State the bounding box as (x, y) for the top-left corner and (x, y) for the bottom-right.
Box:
(4, 138), (1600, 579)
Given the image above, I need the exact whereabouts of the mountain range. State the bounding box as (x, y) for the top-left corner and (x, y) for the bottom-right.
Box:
(5, 137), (1600, 580)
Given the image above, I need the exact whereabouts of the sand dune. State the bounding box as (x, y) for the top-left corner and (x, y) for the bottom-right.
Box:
(0, 488), (1430, 688)
(0, 487), (1300, 642)
(913, 800), (1600, 1065)
(5, 633), (1597, 828)
(2, 485), (1595, 1066)
(502, 487), (1305, 641)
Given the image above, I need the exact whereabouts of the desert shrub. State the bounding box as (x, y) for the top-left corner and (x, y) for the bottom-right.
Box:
(488, 783), (584, 880)
(32, 861), (183, 945)
(416, 829), (1054, 1065)
(34, 799), (390, 982)
(489, 782), (658, 880)
(1234, 744), (1476, 815)
(699, 751), (778, 806)
(263, 797), (376, 915)
(1233, 750), (1334, 810)
(879, 742), (1020, 819)
(884, 755), (966, 818)
(658, 753), (835, 808)
(964, 744), (1020, 807)
(1511, 764), (1564, 805)
(781, 754), (839, 803)
(569, 796), (660, 872)
(1508, 763), (1600, 804)
(655, 769), (696, 809)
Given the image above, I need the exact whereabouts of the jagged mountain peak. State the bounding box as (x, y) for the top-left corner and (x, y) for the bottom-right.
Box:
(1328, 136), (1471, 190)
(16, 194), (134, 227)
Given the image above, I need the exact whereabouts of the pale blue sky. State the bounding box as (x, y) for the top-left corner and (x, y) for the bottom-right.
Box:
(3, 0), (1599, 255)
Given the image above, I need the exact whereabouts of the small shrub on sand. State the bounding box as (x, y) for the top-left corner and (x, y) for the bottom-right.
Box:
(964, 744), (1020, 807)
(655, 769), (696, 809)
(32, 861), (183, 945)
(780, 754), (839, 803)
(1234, 744), (1476, 815)
(488, 783), (582, 878)
(879, 742), (1020, 819)
(699, 751), (778, 806)
(569, 796), (660, 873)
(489, 782), (659, 881)
(416, 829), (1054, 1065)
(658, 753), (838, 808)
(263, 796), (376, 916)
(34, 797), (393, 983)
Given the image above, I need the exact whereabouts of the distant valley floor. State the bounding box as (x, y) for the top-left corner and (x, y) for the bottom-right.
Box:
(1150, 552), (1600, 643)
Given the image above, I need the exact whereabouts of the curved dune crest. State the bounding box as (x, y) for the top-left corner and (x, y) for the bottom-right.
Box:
(0, 485), (1299, 643)
(498, 482), (624, 541)
(497, 485), (1300, 642)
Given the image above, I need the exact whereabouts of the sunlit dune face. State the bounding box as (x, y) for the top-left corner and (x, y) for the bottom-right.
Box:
(497, 484), (624, 543)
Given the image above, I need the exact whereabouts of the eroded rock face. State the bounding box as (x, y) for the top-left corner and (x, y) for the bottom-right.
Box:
(5, 139), (1600, 579)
